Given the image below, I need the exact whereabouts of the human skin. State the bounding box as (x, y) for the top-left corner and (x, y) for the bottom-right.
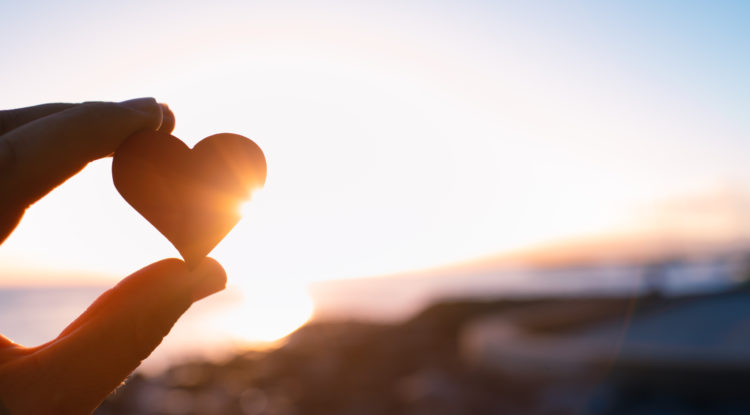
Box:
(0, 99), (227, 414)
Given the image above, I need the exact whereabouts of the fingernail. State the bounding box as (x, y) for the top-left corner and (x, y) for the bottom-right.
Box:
(120, 97), (158, 113)
(189, 259), (227, 302)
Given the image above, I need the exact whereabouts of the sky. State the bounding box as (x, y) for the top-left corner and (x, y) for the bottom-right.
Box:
(1, 0), (749, 290)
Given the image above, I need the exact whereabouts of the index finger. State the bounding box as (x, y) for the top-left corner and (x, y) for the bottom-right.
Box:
(0, 98), (170, 240)
(0, 103), (77, 135)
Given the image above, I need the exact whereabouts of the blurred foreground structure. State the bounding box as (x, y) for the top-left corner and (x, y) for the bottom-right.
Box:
(97, 254), (750, 415)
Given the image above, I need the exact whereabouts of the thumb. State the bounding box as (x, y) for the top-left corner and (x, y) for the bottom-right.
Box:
(18, 258), (226, 414)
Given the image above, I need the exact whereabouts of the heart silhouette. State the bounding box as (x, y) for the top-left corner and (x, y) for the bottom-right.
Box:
(112, 131), (266, 268)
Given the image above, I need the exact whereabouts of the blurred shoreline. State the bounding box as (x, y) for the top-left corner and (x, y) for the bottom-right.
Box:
(4, 249), (750, 414)
(97, 282), (750, 414)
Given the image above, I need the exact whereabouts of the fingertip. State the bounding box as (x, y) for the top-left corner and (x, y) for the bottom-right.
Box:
(190, 257), (227, 302)
(118, 97), (162, 131)
(119, 97), (159, 113)
(135, 257), (188, 277)
(158, 103), (176, 133)
(197, 256), (226, 274)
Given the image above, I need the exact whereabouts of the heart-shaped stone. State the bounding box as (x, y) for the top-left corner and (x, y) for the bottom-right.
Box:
(112, 131), (266, 268)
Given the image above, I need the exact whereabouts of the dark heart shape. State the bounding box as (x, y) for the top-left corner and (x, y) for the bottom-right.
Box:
(112, 131), (267, 268)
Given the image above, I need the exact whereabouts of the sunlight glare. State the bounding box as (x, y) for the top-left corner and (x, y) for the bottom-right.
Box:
(239, 188), (266, 218)
(216, 283), (315, 345)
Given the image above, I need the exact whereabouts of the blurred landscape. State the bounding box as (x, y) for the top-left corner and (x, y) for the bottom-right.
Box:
(9, 238), (749, 415)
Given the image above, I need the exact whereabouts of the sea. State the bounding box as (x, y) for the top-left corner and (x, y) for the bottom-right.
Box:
(0, 257), (743, 373)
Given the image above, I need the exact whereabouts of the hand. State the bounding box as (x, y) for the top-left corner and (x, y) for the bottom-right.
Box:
(0, 99), (227, 414)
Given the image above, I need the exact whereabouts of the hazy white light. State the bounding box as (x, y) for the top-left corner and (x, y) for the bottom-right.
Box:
(216, 284), (314, 344)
